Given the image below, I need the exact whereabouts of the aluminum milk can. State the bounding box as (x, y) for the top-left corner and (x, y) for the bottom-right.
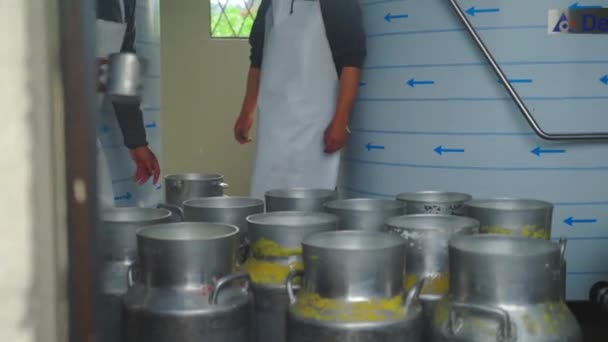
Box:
(385, 214), (480, 340)
(286, 230), (424, 342)
(431, 235), (582, 342)
(97, 207), (172, 342)
(123, 222), (253, 342)
(323, 198), (406, 231)
(243, 211), (338, 342)
(265, 188), (337, 212)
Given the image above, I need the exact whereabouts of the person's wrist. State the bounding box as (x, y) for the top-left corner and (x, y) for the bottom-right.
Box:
(332, 112), (349, 127)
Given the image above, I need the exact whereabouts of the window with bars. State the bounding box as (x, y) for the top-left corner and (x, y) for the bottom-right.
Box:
(210, 0), (261, 38)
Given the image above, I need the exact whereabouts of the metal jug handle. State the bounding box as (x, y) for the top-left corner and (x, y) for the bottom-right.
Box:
(219, 182), (229, 188)
(286, 270), (304, 305)
(448, 302), (515, 341)
(404, 277), (426, 311)
(157, 203), (184, 221)
(209, 271), (251, 305)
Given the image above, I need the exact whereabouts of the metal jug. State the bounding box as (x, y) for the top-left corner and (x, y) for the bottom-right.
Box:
(106, 52), (147, 104)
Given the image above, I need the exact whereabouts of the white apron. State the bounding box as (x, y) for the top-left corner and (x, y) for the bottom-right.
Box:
(250, 0), (340, 199)
(96, 1), (127, 209)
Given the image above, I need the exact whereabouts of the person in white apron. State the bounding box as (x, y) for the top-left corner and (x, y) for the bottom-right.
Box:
(234, 0), (366, 199)
(96, 0), (160, 209)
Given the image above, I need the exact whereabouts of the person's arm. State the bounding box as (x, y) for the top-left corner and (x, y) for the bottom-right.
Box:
(320, 0), (367, 153)
(332, 66), (361, 130)
(234, 0), (270, 144)
(114, 0), (160, 184)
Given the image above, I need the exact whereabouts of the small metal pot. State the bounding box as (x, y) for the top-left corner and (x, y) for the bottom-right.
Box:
(324, 198), (406, 231)
(106, 52), (147, 104)
(163, 173), (228, 210)
(265, 188), (336, 212)
(464, 197), (553, 240)
(396, 191), (472, 216)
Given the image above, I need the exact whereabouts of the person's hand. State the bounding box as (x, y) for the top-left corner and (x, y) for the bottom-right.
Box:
(97, 57), (109, 93)
(234, 111), (254, 144)
(324, 118), (349, 153)
(129, 146), (160, 185)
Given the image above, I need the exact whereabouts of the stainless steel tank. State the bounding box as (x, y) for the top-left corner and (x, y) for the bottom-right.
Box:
(323, 198), (406, 231)
(286, 231), (424, 342)
(431, 235), (582, 342)
(97, 207), (172, 342)
(123, 222), (253, 342)
(265, 188), (336, 212)
(243, 211), (339, 342)
(385, 214), (480, 340)
(160, 173), (229, 220)
(464, 198), (553, 239)
(396, 191), (473, 216)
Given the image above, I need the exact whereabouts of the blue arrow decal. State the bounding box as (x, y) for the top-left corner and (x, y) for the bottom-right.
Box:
(498, 79), (533, 84)
(407, 78), (435, 88)
(156, 184), (162, 191)
(366, 143), (385, 151)
(359, 81), (367, 87)
(569, 2), (602, 9)
(114, 192), (133, 201)
(99, 125), (111, 134)
(145, 121), (157, 129)
(564, 216), (597, 226)
(466, 7), (500, 16)
(384, 13), (408, 22)
(600, 75), (608, 85)
(531, 147), (567, 157)
(434, 145), (465, 155)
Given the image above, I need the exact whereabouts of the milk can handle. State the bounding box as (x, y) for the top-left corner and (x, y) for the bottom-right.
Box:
(558, 237), (568, 265)
(286, 270), (304, 305)
(209, 271), (251, 305)
(126, 263), (139, 288)
(448, 302), (515, 341)
(157, 203), (184, 221)
(219, 182), (229, 188)
(404, 277), (426, 311)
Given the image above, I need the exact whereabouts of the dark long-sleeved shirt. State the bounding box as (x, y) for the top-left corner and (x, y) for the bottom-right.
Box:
(249, 0), (367, 77)
(97, 0), (148, 149)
